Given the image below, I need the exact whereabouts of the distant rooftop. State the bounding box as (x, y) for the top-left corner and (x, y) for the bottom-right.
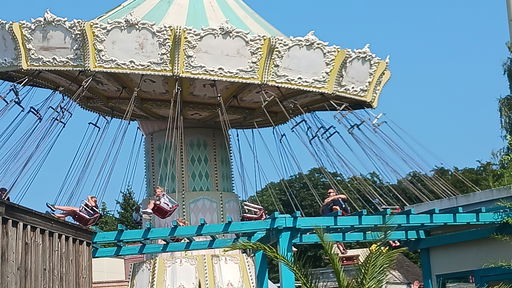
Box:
(406, 186), (512, 213)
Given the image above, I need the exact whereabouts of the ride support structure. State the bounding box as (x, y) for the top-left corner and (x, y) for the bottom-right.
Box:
(92, 207), (512, 288)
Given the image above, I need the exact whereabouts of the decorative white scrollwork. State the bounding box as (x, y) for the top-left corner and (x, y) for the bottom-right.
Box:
(269, 31), (338, 90)
(335, 44), (381, 97)
(212, 255), (244, 288)
(0, 21), (18, 68)
(369, 68), (390, 105)
(91, 12), (172, 72)
(20, 10), (84, 67)
(164, 257), (199, 288)
(181, 23), (266, 81)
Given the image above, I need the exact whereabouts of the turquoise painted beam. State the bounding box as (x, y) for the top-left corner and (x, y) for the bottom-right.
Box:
(92, 233), (266, 257)
(294, 230), (426, 244)
(93, 212), (505, 245)
(397, 209), (415, 215)
(406, 224), (512, 250)
(93, 218), (287, 244)
(92, 210), (508, 258)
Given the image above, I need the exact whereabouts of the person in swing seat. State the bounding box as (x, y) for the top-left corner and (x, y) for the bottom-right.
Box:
(46, 195), (99, 220)
(132, 205), (142, 227)
(142, 186), (178, 214)
(321, 188), (350, 216)
(321, 188), (350, 254)
(0, 187), (10, 201)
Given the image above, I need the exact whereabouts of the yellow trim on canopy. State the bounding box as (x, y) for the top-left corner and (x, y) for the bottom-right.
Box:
(369, 69), (391, 108)
(179, 30), (187, 75)
(169, 28), (176, 74)
(364, 60), (387, 103)
(257, 38), (271, 82)
(85, 22), (97, 70)
(11, 23), (27, 69)
(327, 49), (347, 92)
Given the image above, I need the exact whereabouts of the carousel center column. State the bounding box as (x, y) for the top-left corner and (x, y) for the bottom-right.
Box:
(139, 121), (240, 226)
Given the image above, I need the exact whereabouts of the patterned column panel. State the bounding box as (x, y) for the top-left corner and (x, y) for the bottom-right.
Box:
(224, 197), (241, 222)
(218, 138), (233, 193)
(189, 197), (218, 225)
(187, 136), (212, 192)
(143, 129), (179, 197)
(141, 123), (239, 224)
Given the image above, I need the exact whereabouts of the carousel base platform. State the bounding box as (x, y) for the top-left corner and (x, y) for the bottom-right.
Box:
(129, 248), (256, 288)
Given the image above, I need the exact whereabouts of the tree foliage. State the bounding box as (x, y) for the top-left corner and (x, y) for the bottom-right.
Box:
(116, 186), (140, 229)
(95, 187), (141, 231)
(96, 201), (118, 231)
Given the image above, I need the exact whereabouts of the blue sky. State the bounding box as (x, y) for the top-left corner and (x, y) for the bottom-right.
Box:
(0, 1), (508, 212)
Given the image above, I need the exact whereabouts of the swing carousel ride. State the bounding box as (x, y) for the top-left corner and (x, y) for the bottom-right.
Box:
(0, 0), (476, 287)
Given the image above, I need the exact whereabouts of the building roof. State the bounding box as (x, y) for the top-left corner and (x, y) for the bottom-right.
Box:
(96, 0), (284, 36)
(406, 186), (512, 213)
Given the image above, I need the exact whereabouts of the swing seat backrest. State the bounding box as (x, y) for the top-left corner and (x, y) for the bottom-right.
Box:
(241, 204), (266, 221)
(241, 212), (266, 221)
(153, 203), (179, 219)
(72, 211), (101, 226)
(72, 202), (101, 226)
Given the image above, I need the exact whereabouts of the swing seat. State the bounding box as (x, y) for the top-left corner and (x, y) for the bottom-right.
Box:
(72, 202), (101, 226)
(152, 203), (179, 219)
(388, 240), (401, 247)
(241, 202), (266, 221)
(380, 205), (401, 214)
(72, 211), (101, 226)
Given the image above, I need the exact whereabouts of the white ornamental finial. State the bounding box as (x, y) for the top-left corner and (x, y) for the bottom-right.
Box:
(305, 31), (318, 40)
(45, 10), (61, 22)
(123, 12), (142, 26)
(218, 20), (238, 33)
(30, 10), (67, 24)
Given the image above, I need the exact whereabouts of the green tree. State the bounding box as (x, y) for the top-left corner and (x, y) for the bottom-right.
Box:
(116, 186), (140, 229)
(96, 201), (118, 231)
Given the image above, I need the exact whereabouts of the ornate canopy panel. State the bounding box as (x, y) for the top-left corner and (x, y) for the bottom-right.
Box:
(0, 10), (391, 129)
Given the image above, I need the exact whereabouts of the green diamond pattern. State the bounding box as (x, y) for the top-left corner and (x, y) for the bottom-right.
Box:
(219, 141), (233, 192)
(188, 138), (211, 192)
(157, 143), (177, 194)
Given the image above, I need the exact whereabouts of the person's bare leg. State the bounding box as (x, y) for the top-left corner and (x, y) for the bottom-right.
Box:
(142, 200), (155, 214)
(54, 206), (79, 212)
(53, 213), (66, 220)
(336, 242), (348, 254)
(53, 211), (74, 220)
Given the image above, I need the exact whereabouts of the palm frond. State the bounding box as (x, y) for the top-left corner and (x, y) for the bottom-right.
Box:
(353, 243), (406, 288)
(227, 241), (318, 288)
(316, 229), (352, 288)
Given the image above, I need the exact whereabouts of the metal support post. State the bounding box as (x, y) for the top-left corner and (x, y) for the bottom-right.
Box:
(277, 229), (295, 287)
(420, 248), (433, 288)
(255, 250), (269, 288)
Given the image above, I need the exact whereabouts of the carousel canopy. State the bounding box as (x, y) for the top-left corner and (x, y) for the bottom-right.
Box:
(0, 0), (391, 128)
(97, 0), (284, 36)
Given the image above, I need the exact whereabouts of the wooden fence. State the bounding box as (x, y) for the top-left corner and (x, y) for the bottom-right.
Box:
(0, 200), (94, 288)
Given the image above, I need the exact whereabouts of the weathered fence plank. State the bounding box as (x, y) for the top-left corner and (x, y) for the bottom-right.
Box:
(0, 200), (94, 288)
